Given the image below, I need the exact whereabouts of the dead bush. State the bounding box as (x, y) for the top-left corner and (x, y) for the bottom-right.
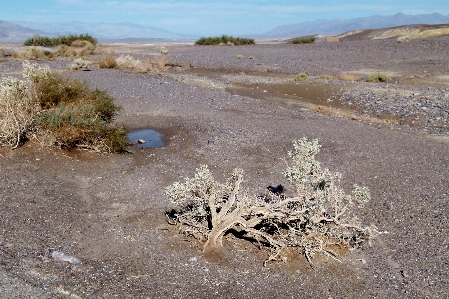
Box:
(99, 56), (118, 69)
(0, 62), (49, 147)
(166, 138), (383, 266)
(69, 58), (92, 70)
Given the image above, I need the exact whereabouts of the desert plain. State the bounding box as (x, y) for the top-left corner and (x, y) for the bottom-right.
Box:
(0, 36), (448, 298)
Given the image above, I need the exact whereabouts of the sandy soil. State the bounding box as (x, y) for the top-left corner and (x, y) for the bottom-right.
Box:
(0, 37), (448, 298)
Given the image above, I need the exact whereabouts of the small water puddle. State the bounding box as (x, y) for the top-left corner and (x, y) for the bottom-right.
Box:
(127, 129), (164, 149)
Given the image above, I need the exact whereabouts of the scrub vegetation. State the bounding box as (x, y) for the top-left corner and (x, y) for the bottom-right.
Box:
(291, 37), (316, 44)
(195, 35), (255, 46)
(165, 138), (381, 266)
(0, 61), (127, 152)
(24, 34), (98, 47)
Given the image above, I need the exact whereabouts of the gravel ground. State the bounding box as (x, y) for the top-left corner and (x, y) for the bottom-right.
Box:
(0, 38), (448, 298)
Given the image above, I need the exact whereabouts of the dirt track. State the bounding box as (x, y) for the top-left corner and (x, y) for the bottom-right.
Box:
(0, 37), (448, 298)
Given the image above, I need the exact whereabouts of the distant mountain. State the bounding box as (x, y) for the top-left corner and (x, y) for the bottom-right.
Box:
(336, 23), (449, 41)
(0, 20), (40, 42)
(14, 21), (197, 41)
(261, 12), (449, 38)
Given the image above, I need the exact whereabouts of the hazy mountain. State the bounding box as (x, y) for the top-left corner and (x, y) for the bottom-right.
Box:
(261, 12), (449, 38)
(0, 20), (40, 42)
(14, 21), (196, 41)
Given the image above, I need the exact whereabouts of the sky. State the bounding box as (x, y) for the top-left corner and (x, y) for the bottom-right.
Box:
(1, 0), (448, 36)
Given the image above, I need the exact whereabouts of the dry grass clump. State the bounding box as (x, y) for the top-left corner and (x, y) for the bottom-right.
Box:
(0, 61), (128, 152)
(13, 41), (96, 61)
(115, 54), (168, 74)
(294, 72), (308, 81)
(13, 48), (55, 60)
(319, 74), (337, 80)
(311, 105), (399, 125)
(56, 41), (95, 57)
(99, 56), (118, 69)
(116, 55), (145, 71)
(339, 73), (361, 82)
(366, 73), (391, 83)
(166, 138), (382, 266)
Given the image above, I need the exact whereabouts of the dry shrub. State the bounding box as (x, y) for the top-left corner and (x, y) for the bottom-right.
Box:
(69, 58), (92, 70)
(144, 55), (168, 75)
(55, 42), (95, 57)
(13, 48), (55, 60)
(71, 39), (92, 48)
(319, 74), (337, 80)
(0, 62), (50, 147)
(397, 36), (412, 43)
(0, 48), (14, 57)
(366, 73), (391, 83)
(166, 138), (383, 266)
(339, 73), (361, 82)
(0, 61), (128, 152)
(116, 54), (168, 74)
(94, 46), (115, 55)
(99, 56), (118, 69)
(116, 54), (145, 72)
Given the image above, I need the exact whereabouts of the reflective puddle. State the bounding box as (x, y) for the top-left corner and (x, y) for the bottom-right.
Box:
(127, 129), (164, 149)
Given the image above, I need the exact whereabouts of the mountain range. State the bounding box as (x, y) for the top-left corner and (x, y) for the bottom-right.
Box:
(260, 12), (449, 38)
(1, 12), (449, 43)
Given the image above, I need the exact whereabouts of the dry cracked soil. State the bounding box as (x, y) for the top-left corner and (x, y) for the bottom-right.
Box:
(0, 37), (448, 298)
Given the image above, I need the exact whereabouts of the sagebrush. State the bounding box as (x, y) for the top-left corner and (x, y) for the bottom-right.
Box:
(166, 138), (382, 266)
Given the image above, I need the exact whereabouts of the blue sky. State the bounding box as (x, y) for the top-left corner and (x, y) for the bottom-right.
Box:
(1, 0), (448, 35)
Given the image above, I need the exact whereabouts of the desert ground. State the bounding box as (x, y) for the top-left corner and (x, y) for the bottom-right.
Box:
(0, 36), (448, 298)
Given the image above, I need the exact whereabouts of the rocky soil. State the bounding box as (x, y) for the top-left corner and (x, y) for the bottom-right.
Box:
(0, 37), (448, 298)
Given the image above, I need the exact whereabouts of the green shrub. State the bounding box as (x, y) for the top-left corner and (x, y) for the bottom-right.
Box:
(294, 72), (308, 81)
(0, 61), (127, 152)
(24, 34), (97, 47)
(195, 35), (255, 46)
(236, 54), (244, 59)
(366, 73), (391, 82)
(291, 37), (316, 44)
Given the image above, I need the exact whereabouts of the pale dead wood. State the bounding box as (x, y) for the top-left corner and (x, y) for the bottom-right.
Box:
(165, 138), (384, 266)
